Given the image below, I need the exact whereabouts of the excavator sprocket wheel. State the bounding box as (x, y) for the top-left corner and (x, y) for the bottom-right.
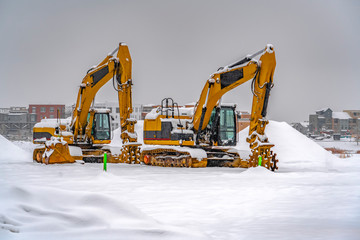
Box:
(120, 144), (141, 164)
(270, 151), (279, 171)
(249, 147), (278, 171)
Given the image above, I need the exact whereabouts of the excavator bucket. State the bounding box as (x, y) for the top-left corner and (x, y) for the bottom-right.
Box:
(42, 137), (75, 164)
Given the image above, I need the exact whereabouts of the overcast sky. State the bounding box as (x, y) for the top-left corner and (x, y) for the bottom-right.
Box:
(0, 0), (359, 122)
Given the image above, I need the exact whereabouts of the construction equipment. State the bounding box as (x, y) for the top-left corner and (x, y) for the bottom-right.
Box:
(141, 44), (278, 170)
(33, 43), (141, 164)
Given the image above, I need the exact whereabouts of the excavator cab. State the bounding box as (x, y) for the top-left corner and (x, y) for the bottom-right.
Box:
(92, 112), (111, 141)
(218, 106), (236, 146)
(208, 105), (237, 146)
(86, 109), (111, 144)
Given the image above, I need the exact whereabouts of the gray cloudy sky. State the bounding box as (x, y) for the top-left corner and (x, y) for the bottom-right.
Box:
(0, 0), (359, 122)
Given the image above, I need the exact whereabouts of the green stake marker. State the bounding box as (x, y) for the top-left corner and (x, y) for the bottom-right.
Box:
(258, 155), (262, 166)
(103, 152), (107, 171)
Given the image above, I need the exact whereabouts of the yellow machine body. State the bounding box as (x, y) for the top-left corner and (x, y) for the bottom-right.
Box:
(142, 44), (278, 170)
(32, 43), (140, 164)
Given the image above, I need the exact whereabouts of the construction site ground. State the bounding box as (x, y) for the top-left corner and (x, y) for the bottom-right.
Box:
(1, 121), (359, 240)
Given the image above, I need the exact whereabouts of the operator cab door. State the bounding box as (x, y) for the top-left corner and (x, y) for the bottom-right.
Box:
(218, 107), (236, 146)
(208, 106), (237, 146)
(92, 112), (111, 141)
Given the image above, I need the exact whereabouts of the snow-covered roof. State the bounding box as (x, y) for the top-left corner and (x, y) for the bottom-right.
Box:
(34, 118), (71, 128)
(332, 112), (351, 119)
(220, 103), (237, 108)
(184, 102), (196, 106)
(8, 113), (27, 116)
(143, 104), (157, 107)
(316, 107), (331, 113)
(93, 108), (111, 113)
(239, 111), (250, 115)
(300, 122), (309, 127)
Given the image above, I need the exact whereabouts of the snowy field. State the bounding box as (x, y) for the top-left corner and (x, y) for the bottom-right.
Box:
(315, 138), (360, 154)
(1, 121), (360, 240)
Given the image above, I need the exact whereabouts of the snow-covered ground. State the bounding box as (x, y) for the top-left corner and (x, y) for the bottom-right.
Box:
(1, 121), (360, 240)
(315, 138), (360, 153)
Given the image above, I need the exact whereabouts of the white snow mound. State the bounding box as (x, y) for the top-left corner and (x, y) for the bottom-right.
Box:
(241, 166), (275, 177)
(237, 121), (338, 171)
(0, 134), (31, 163)
(109, 120), (144, 147)
(0, 184), (204, 240)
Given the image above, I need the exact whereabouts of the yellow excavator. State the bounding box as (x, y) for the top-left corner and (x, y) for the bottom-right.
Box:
(141, 44), (278, 170)
(33, 43), (141, 164)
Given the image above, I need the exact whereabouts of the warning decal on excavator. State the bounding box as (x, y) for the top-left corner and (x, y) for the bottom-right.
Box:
(220, 69), (243, 89)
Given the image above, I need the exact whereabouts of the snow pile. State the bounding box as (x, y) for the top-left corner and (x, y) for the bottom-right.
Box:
(12, 141), (36, 153)
(0, 183), (204, 240)
(237, 121), (338, 171)
(241, 165), (275, 176)
(0, 135), (31, 163)
(109, 120), (144, 147)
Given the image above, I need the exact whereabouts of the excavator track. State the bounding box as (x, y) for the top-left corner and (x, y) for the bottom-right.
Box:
(203, 148), (242, 167)
(140, 147), (245, 168)
(140, 148), (207, 168)
(118, 143), (142, 164)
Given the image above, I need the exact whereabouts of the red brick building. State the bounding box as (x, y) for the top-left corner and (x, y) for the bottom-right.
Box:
(237, 111), (251, 132)
(28, 104), (65, 122)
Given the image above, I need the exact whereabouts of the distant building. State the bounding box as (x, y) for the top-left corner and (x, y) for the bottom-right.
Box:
(0, 108), (10, 114)
(332, 112), (351, 134)
(343, 110), (360, 135)
(0, 107), (37, 140)
(64, 105), (73, 118)
(309, 108), (333, 133)
(309, 107), (359, 137)
(29, 104), (65, 122)
(291, 122), (309, 135)
(344, 110), (360, 118)
(236, 111), (250, 132)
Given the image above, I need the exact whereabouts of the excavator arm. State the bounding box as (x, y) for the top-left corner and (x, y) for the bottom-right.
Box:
(71, 43), (136, 144)
(193, 44), (275, 132)
(193, 44), (276, 142)
(192, 44), (278, 169)
(33, 43), (140, 164)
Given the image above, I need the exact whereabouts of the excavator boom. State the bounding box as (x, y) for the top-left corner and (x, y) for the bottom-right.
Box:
(72, 43), (134, 143)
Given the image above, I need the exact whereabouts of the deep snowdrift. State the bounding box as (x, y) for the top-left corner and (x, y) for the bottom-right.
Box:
(0, 183), (204, 240)
(238, 121), (338, 171)
(0, 135), (31, 163)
